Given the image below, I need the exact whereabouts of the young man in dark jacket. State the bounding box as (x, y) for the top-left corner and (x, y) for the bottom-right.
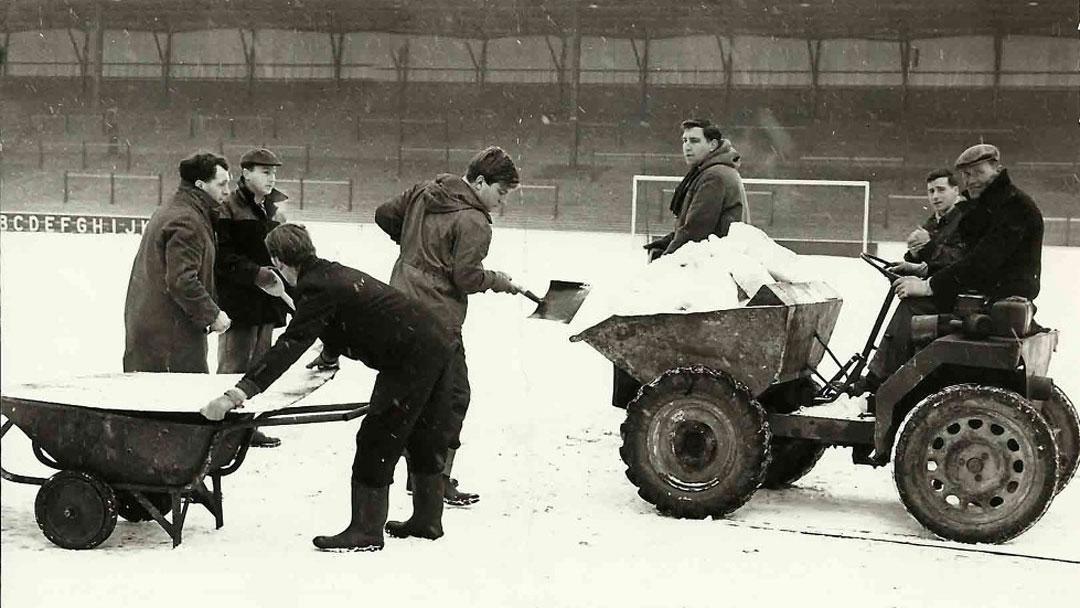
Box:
(214, 147), (290, 448)
(124, 152), (232, 372)
(890, 168), (968, 277)
(202, 224), (459, 552)
(644, 118), (748, 259)
(865, 144), (1043, 387)
(374, 146), (521, 506)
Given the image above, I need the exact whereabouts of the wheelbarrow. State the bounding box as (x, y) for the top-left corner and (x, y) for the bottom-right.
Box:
(1, 371), (367, 550)
(571, 263), (1077, 545)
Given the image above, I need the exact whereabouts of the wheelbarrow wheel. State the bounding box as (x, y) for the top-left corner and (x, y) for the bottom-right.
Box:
(1035, 384), (1079, 494)
(758, 378), (827, 489)
(115, 491), (173, 523)
(894, 384), (1058, 544)
(34, 470), (118, 550)
(620, 367), (771, 519)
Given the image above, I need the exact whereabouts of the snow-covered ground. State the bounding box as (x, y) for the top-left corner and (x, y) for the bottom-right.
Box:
(2, 223), (1078, 608)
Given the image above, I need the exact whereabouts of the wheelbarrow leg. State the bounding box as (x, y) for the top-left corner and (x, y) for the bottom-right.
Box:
(210, 473), (224, 529)
(170, 491), (187, 548)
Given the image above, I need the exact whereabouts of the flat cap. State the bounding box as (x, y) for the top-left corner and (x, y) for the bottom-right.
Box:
(240, 147), (283, 167)
(954, 143), (1000, 169)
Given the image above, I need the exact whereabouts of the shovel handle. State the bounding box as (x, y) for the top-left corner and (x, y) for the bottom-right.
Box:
(520, 289), (543, 305)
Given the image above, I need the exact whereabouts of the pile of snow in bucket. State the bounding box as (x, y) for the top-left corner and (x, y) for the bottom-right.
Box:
(571, 223), (824, 332)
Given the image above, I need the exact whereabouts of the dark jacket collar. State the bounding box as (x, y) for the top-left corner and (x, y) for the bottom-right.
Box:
(968, 169), (1014, 208)
(177, 181), (221, 222)
(237, 177), (288, 217)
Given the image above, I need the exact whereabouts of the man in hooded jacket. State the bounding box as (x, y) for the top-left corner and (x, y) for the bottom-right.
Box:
(644, 118), (749, 259)
(375, 146), (521, 506)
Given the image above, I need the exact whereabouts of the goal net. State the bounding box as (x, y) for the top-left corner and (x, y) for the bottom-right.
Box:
(632, 175), (871, 254)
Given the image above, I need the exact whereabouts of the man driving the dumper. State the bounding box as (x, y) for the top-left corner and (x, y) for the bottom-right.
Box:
(858, 143), (1044, 392)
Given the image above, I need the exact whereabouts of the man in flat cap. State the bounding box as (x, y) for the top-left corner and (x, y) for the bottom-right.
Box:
(860, 143), (1043, 390)
(214, 147), (291, 448)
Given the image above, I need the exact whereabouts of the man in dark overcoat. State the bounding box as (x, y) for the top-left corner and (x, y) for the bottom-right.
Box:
(123, 152), (232, 373)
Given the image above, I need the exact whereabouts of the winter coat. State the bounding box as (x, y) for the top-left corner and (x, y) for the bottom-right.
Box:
(375, 174), (503, 334)
(653, 141), (748, 255)
(929, 169), (1043, 308)
(236, 258), (453, 398)
(123, 182), (221, 373)
(214, 179), (289, 328)
(904, 200), (969, 275)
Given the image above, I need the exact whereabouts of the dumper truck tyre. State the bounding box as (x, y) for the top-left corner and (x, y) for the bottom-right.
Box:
(1035, 384), (1079, 494)
(34, 470), (118, 550)
(894, 384), (1058, 544)
(762, 439), (827, 489)
(758, 378), (827, 489)
(620, 366), (771, 519)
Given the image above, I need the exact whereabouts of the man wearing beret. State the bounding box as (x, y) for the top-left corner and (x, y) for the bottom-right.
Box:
(214, 147), (291, 448)
(862, 143), (1043, 390)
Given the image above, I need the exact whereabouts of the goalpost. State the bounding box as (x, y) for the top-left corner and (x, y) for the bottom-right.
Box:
(631, 175), (872, 254)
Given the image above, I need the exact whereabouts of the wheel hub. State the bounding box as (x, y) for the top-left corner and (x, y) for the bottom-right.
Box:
(922, 412), (1036, 518)
(647, 399), (737, 491)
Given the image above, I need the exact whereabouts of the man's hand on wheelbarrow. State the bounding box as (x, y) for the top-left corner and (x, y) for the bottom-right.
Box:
(201, 387), (247, 421)
(892, 276), (933, 299)
(305, 351), (340, 371)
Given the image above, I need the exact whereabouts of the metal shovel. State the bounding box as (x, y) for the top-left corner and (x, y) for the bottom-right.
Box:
(516, 280), (592, 323)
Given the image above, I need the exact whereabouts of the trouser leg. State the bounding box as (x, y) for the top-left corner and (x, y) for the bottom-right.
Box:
(351, 359), (445, 488)
(443, 341), (471, 450)
(216, 324), (270, 374)
(868, 297), (940, 381)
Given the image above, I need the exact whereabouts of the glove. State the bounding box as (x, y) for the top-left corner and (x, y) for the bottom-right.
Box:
(201, 387), (247, 421)
(887, 260), (929, 278)
(643, 239), (666, 251)
(305, 351), (340, 371)
(906, 227), (930, 255)
(892, 276), (933, 299)
(208, 310), (232, 334)
(489, 271), (517, 294)
(255, 267), (286, 298)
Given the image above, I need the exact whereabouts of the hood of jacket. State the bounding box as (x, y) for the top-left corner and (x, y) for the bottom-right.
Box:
(419, 174), (492, 221)
(695, 139), (741, 171)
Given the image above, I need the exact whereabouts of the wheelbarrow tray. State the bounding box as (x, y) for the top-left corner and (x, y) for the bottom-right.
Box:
(570, 281), (843, 397)
(1, 398), (250, 486)
(0, 370), (341, 486)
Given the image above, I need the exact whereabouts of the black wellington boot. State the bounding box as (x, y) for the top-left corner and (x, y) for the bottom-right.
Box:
(312, 482), (389, 551)
(385, 473), (445, 540)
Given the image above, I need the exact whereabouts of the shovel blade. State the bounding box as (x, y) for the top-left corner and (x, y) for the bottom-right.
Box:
(528, 280), (591, 323)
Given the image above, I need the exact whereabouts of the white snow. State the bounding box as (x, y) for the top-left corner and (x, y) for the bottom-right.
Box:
(795, 393), (870, 419)
(2, 224), (1079, 608)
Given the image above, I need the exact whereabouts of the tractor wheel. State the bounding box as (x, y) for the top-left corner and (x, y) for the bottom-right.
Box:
(758, 378), (827, 489)
(115, 491), (173, 523)
(1036, 384), (1080, 494)
(894, 384), (1058, 544)
(34, 470), (118, 550)
(762, 438), (828, 489)
(619, 367), (771, 519)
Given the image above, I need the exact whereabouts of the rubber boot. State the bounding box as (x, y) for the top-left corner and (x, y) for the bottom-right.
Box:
(312, 482), (388, 551)
(442, 448), (479, 507)
(385, 474), (445, 540)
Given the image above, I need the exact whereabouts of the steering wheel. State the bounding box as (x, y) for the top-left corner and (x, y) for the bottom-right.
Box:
(860, 253), (901, 282)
